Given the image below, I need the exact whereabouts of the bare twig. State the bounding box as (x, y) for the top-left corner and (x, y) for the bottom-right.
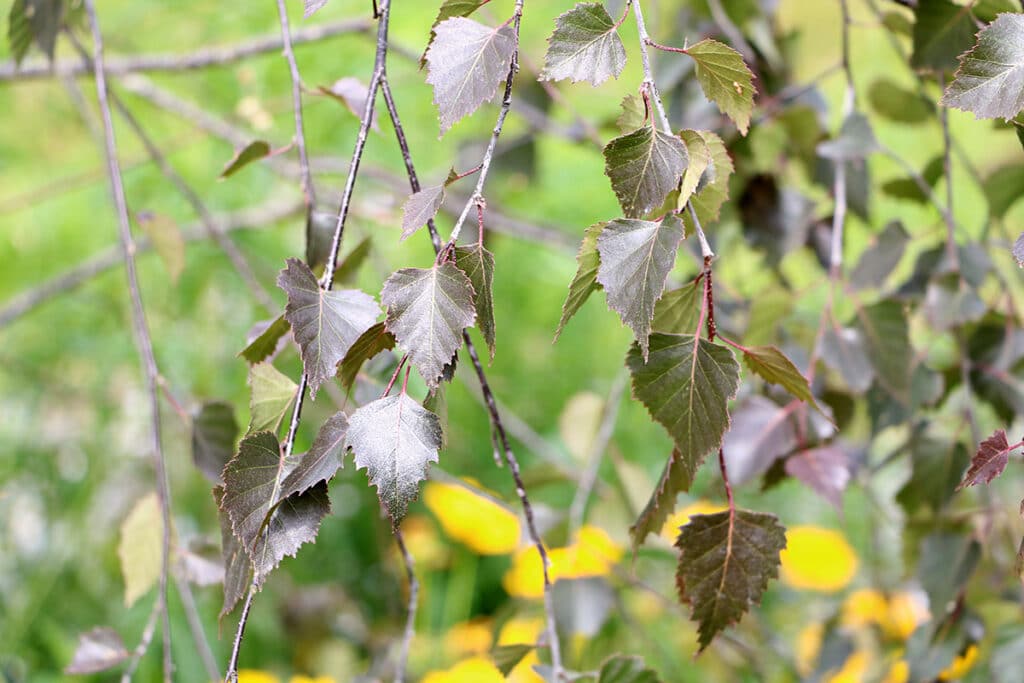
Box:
(393, 528), (418, 683)
(82, 1), (172, 679)
(173, 573), (221, 683)
(119, 598), (161, 683)
(940, 74), (960, 272)
(275, 0), (316, 211)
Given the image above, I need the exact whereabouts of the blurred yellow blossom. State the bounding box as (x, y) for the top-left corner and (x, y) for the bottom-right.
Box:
(882, 592), (929, 641)
(444, 618), (493, 658)
(503, 525), (622, 597)
(400, 515), (448, 568)
(421, 656), (504, 683)
(237, 672), (279, 683)
(498, 618), (545, 683)
(938, 644), (979, 681)
(780, 526), (858, 592)
(883, 659), (909, 683)
(424, 481), (520, 555)
(841, 589), (889, 629)
(289, 677), (335, 683)
(824, 650), (870, 683)
(660, 500), (727, 541)
(795, 622), (824, 676)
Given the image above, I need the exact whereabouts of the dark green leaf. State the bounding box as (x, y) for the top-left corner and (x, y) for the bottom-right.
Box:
(627, 334), (741, 483)
(248, 363), (296, 434)
(346, 394), (443, 523)
(912, 0), (977, 73)
(279, 258), (381, 397)
(220, 140), (271, 179)
(603, 126), (689, 219)
(897, 435), (969, 513)
(923, 274), (986, 330)
(630, 448), (691, 551)
(455, 242), (496, 359)
(214, 486), (250, 619)
(685, 39), (756, 135)
(249, 482), (330, 584)
(555, 223), (604, 341)
(8, 0), (62, 65)
(881, 157), (944, 204)
(684, 130), (733, 229)
(651, 281), (701, 334)
(784, 447), (850, 511)
(983, 164), (1024, 219)
(597, 655), (661, 683)
(425, 17), (516, 135)
(338, 322), (396, 391)
(918, 532), (981, 619)
(192, 401), (239, 484)
(741, 345), (819, 409)
(850, 221), (910, 290)
(492, 644), (534, 676)
(868, 79), (933, 123)
(957, 428), (1018, 489)
(941, 13), (1024, 120)
(281, 411), (348, 499)
(540, 2), (626, 86)
(675, 509), (786, 651)
(817, 113), (878, 161)
(401, 185), (445, 241)
(65, 627), (128, 675)
(239, 315), (290, 365)
(597, 216), (685, 359)
(222, 431), (284, 552)
(973, 0), (1022, 22)
(856, 300), (912, 400)
(381, 263), (476, 387)
(333, 236), (373, 286)
(738, 174), (816, 265)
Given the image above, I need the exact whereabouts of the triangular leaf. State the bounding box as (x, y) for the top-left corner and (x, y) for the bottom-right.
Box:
(555, 223), (604, 341)
(421, 0), (491, 66)
(651, 281), (701, 334)
(784, 446), (850, 511)
(685, 39), (756, 135)
(239, 315), (290, 365)
(957, 428), (1019, 489)
(604, 126), (688, 219)
(401, 185), (445, 241)
(278, 257), (381, 397)
(338, 321), (397, 391)
(912, 0), (978, 72)
(220, 140), (271, 179)
(192, 401), (239, 484)
(597, 216), (685, 359)
(214, 486), (250, 619)
(597, 654), (662, 683)
(248, 363), (297, 434)
(222, 431), (284, 552)
(741, 345), (821, 410)
(942, 13), (1024, 120)
(455, 242), (497, 359)
(677, 130), (713, 209)
(540, 2), (626, 86)
(249, 482), (330, 583)
(675, 509), (786, 651)
(850, 221), (909, 291)
(630, 448), (692, 551)
(281, 411), (349, 498)
(381, 263), (476, 387)
(817, 113), (879, 161)
(118, 492), (163, 607)
(65, 627), (129, 675)
(627, 334), (741, 482)
(492, 644), (534, 676)
(682, 130), (733, 229)
(425, 17), (517, 135)
(347, 394), (443, 523)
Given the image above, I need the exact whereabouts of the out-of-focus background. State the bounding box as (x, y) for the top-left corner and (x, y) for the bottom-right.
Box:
(2, 0), (1023, 681)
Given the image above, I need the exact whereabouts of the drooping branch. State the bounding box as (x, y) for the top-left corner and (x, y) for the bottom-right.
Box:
(81, 1), (173, 680)
(274, 0), (317, 211)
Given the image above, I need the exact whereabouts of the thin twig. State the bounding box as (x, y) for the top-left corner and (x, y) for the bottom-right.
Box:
(568, 371), (627, 532)
(393, 527), (418, 683)
(119, 598), (162, 683)
(82, 2), (173, 680)
(275, 0), (317, 211)
(173, 573), (221, 683)
(940, 73), (960, 272)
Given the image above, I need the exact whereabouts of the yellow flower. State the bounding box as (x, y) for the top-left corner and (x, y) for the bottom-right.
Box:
(881, 592), (929, 641)
(504, 547), (547, 598)
(824, 650), (870, 683)
(780, 526), (858, 592)
(795, 622), (824, 676)
(498, 618), (545, 683)
(502, 526), (622, 597)
(883, 659), (909, 683)
(421, 656), (504, 683)
(660, 500), (728, 541)
(289, 677), (335, 683)
(424, 481), (520, 555)
(400, 515), (448, 568)
(841, 588), (889, 629)
(237, 672), (279, 683)
(444, 618), (493, 658)
(938, 644), (979, 681)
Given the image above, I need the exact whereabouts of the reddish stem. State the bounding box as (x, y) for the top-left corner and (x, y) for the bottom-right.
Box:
(383, 354), (409, 397)
(646, 38), (688, 54)
(718, 448), (735, 512)
(703, 256), (716, 341)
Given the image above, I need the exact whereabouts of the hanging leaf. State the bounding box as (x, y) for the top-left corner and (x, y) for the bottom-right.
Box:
(338, 322), (397, 391)
(425, 17), (517, 135)
(850, 221), (909, 291)
(136, 212), (185, 283)
(248, 363), (297, 434)
(856, 300), (912, 400)
(220, 140), (271, 179)
(923, 274), (986, 331)
(820, 325), (875, 393)
(278, 258), (381, 397)
(8, 0), (62, 66)
(630, 448), (692, 551)
(785, 446), (850, 511)
(918, 532), (981, 619)
(897, 434), (969, 513)
(540, 2), (626, 86)
(740, 345), (821, 411)
(455, 242), (497, 359)
(957, 429), (1020, 489)
(381, 263), (476, 386)
(249, 482), (330, 583)
(597, 216), (685, 359)
(911, 0), (978, 73)
(597, 655), (662, 683)
(683, 130), (733, 230)
(627, 334), (741, 483)
(651, 281), (701, 334)
(118, 492), (163, 607)
(492, 644), (534, 676)
(677, 130), (713, 209)
(401, 185), (446, 241)
(318, 77), (379, 130)
(214, 486), (250, 619)
(617, 94), (647, 133)
(65, 627), (129, 675)
(685, 39), (756, 135)
(421, 0), (492, 66)
(281, 411), (349, 499)
(239, 315), (291, 365)
(346, 394), (443, 523)
(817, 113), (879, 161)
(603, 126), (689, 219)
(868, 79), (934, 123)
(722, 396), (799, 485)
(675, 509), (786, 651)
(555, 223), (605, 341)
(941, 13), (1024, 120)
(191, 401), (239, 484)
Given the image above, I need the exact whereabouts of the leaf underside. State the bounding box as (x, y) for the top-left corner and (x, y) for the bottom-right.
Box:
(942, 13), (1024, 120)
(957, 428), (1016, 489)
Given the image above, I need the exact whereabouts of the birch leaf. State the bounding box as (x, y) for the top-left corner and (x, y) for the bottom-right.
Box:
(685, 39), (756, 135)
(630, 448), (692, 551)
(281, 411), (349, 498)
(118, 492), (163, 607)
(65, 627), (129, 675)
(220, 140), (271, 178)
(941, 13), (1024, 120)
(540, 2), (626, 86)
(248, 363), (297, 434)
(192, 401), (239, 484)
(401, 185), (445, 241)
(957, 429), (1020, 489)
(455, 242), (497, 359)
(604, 126), (688, 218)
(555, 223), (604, 341)
(338, 322), (397, 391)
